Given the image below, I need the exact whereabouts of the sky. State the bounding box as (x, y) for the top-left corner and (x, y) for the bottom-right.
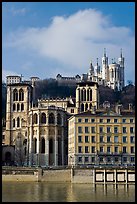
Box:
(2, 2), (135, 84)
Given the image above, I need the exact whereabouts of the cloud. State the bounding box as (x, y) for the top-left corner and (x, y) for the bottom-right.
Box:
(4, 8), (135, 82)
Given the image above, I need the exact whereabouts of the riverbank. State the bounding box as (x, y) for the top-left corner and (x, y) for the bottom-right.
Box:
(2, 166), (135, 184)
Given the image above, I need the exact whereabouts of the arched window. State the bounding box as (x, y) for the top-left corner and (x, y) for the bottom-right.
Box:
(13, 119), (15, 127)
(41, 112), (46, 124)
(34, 138), (37, 153)
(24, 147), (27, 156)
(17, 103), (20, 111)
(19, 89), (24, 101)
(17, 117), (20, 127)
(85, 103), (88, 111)
(13, 89), (18, 101)
(33, 113), (38, 124)
(21, 103), (24, 111)
(81, 89), (83, 101)
(41, 138), (45, 153)
(90, 89), (92, 101)
(90, 103), (92, 109)
(81, 103), (84, 112)
(87, 89), (90, 101)
(49, 138), (53, 153)
(13, 103), (16, 111)
(57, 113), (61, 125)
(83, 89), (86, 101)
(49, 113), (55, 124)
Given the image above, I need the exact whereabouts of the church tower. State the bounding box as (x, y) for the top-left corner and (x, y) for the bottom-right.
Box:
(102, 48), (109, 84)
(88, 60), (94, 81)
(118, 48), (125, 89)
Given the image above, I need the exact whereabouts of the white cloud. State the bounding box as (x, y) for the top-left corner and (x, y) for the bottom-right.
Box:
(4, 8), (135, 82)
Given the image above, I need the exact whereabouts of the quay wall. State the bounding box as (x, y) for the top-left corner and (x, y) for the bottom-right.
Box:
(2, 167), (135, 184)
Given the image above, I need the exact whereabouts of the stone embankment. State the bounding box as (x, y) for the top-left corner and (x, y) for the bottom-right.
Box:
(2, 166), (135, 184)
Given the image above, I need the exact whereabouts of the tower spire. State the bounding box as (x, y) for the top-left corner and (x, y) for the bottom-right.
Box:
(104, 48), (106, 57)
(120, 48), (123, 58)
(96, 58), (98, 66)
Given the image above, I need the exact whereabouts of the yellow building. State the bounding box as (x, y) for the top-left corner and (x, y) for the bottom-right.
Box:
(68, 108), (135, 166)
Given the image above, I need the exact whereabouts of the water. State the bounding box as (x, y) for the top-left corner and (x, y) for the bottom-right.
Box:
(2, 182), (135, 202)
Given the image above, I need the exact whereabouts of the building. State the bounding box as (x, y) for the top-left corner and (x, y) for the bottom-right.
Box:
(68, 107), (135, 166)
(6, 75), (22, 85)
(56, 49), (125, 90)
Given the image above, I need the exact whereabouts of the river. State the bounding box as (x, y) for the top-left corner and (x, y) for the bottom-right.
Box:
(2, 182), (135, 202)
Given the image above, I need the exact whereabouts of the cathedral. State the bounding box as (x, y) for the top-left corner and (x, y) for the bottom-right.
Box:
(56, 49), (125, 91)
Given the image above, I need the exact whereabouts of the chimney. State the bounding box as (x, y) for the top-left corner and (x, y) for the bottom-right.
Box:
(128, 103), (132, 111)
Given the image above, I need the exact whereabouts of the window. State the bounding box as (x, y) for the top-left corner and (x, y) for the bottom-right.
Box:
(107, 127), (111, 133)
(107, 157), (111, 162)
(91, 118), (95, 123)
(85, 127), (89, 133)
(122, 119), (126, 123)
(49, 113), (55, 124)
(91, 157), (95, 162)
(100, 119), (103, 123)
(130, 119), (133, 123)
(100, 157), (103, 162)
(107, 136), (111, 143)
(19, 89), (24, 101)
(130, 127), (134, 133)
(91, 146), (95, 153)
(57, 113), (61, 125)
(13, 103), (16, 111)
(41, 113), (46, 124)
(130, 136), (134, 143)
(78, 118), (82, 123)
(21, 103), (24, 111)
(13, 89), (18, 101)
(85, 146), (89, 153)
(107, 119), (110, 123)
(107, 147), (111, 153)
(78, 146), (82, 153)
(100, 146), (104, 153)
(78, 136), (82, 143)
(91, 136), (95, 143)
(114, 119), (118, 123)
(85, 136), (89, 143)
(99, 127), (103, 133)
(85, 119), (88, 123)
(41, 138), (45, 153)
(85, 157), (89, 162)
(123, 146), (127, 153)
(131, 146), (134, 153)
(100, 136), (104, 143)
(13, 119), (15, 127)
(78, 127), (82, 133)
(17, 103), (20, 111)
(131, 157), (135, 162)
(123, 157), (127, 162)
(114, 127), (118, 133)
(78, 157), (82, 162)
(33, 113), (38, 124)
(17, 117), (20, 127)
(91, 127), (95, 133)
(123, 136), (127, 143)
(71, 109), (74, 113)
(114, 146), (118, 153)
(115, 157), (119, 162)
(123, 127), (127, 133)
(114, 136), (118, 143)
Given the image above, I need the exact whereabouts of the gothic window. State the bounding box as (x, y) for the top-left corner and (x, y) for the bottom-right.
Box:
(17, 103), (20, 111)
(87, 89), (89, 101)
(13, 103), (16, 111)
(57, 113), (61, 125)
(19, 89), (24, 101)
(90, 89), (92, 101)
(83, 89), (86, 101)
(17, 117), (20, 127)
(41, 112), (46, 124)
(13, 119), (15, 127)
(81, 103), (84, 112)
(33, 113), (38, 124)
(81, 89), (83, 101)
(21, 103), (24, 111)
(85, 103), (88, 111)
(49, 113), (55, 124)
(112, 70), (114, 78)
(41, 138), (45, 153)
(13, 89), (18, 101)
(90, 103), (92, 109)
